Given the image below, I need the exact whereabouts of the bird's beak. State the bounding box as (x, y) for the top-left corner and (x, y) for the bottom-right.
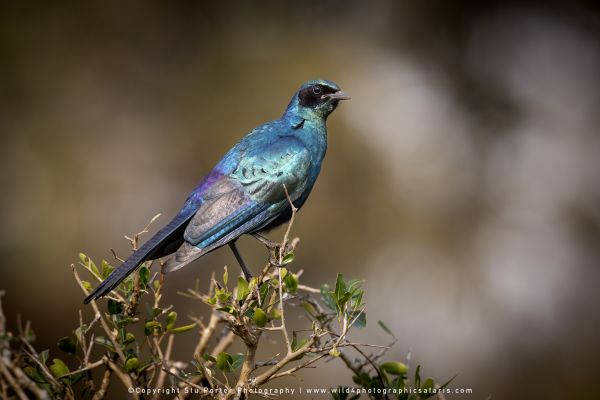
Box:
(324, 91), (351, 101)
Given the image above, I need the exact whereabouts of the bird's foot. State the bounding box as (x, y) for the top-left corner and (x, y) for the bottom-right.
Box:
(251, 233), (280, 250)
(252, 233), (294, 253)
(251, 234), (294, 267)
(268, 255), (284, 268)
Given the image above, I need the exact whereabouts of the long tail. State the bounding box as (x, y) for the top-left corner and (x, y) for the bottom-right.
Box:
(83, 212), (194, 303)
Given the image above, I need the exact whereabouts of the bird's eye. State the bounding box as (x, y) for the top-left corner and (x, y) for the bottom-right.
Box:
(312, 86), (322, 95)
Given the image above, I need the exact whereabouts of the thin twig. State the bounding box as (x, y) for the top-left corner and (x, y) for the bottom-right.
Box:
(64, 358), (106, 377)
(297, 284), (320, 294)
(162, 368), (205, 391)
(91, 368), (112, 400)
(269, 353), (328, 380)
(153, 334), (175, 400)
(0, 362), (29, 400)
(279, 184), (298, 262)
(194, 312), (220, 358)
(253, 334), (316, 386)
(351, 344), (390, 400)
(71, 265), (127, 364)
(10, 364), (50, 400)
(107, 359), (138, 399)
(277, 267), (291, 353)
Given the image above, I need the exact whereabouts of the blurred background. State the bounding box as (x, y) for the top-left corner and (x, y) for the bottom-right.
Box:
(1, 1), (600, 398)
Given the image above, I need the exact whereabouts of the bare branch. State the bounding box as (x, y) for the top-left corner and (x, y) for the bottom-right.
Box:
(91, 368), (112, 400)
(71, 265), (127, 364)
(277, 267), (292, 353)
(253, 334), (317, 386)
(153, 334), (175, 399)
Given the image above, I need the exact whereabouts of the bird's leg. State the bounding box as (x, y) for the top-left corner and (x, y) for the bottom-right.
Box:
(251, 233), (293, 267)
(251, 232), (281, 250)
(228, 241), (253, 280)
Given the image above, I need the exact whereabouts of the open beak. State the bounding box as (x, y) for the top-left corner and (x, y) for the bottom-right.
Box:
(324, 90), (351, 101)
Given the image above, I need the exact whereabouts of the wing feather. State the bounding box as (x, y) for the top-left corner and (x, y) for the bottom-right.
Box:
(164, 136), (312, 273)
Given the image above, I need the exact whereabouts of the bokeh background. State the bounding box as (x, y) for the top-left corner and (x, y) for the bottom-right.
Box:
(2, 1), (600, 399)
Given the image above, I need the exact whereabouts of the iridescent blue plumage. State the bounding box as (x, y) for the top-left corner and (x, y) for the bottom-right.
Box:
(84, 79), (349, 303)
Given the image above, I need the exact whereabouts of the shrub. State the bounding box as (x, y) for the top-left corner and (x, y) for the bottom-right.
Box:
(0, 214), (452, 399)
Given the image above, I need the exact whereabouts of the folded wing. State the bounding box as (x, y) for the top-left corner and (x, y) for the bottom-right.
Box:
(164, 136), (312, 272)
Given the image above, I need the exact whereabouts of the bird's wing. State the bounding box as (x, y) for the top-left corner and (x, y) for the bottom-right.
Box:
(230, 135), (313, 204)
(164, 136), (311, 273)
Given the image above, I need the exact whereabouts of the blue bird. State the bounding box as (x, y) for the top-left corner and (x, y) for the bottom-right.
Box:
(84, 79), (349, 303)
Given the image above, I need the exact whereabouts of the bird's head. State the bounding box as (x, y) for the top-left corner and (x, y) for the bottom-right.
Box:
(285, 79), (350, 122)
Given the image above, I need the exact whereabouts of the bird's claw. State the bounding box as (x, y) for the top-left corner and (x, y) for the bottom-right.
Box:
(252, 233), (294, 267)
(251, 233), (280, 250)
(252, 233), (292, 251)
(269, 256), (284, 268)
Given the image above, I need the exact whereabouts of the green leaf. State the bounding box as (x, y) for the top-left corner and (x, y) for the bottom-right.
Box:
(259, 281), (270, 304)
(49, 358), (70, 379)
(414, 365), (421, 389)
(380, 361), (408, 376)
(231, 353), (244, 370)
(283, 273), (298, 293)
(334, 274), (346, 302)
(40, 349), (49, 365)
(216, 288), (231, 303)
(320, 284), (336, 310)
(144, 320), (162, 335)
(101, 260), (114, 278)
(281, 252), (294, 265)
(123, 332), (136, 345)
(270, 307), (281, 320)
(23, 366), (47, 384)
(422, 377), (434, 391)
(216, 352), (234, 372)
(395, 374), (406, 391)
(94, 336), (115, 352)
(139, 266), (150, 288)
(291, 332), (308, 352)
(236, 277), (250, 301)
(80, 253), (99, 276)
(202, 353), (216, 363)
(351, 290), (364, 309)
(107, 299), (122, 315)
(249, 277), (259, 292)
(350, 311), (367, 328)
(223, 266), (229, 285)
(166, 311), (178, 331)
(81, 281), (92, 293)
(216, 306), (236, 315)
(346, 278), (362, 292)
(290, 332), (308, 360)
(57, 336), (76, 355)
(125, 356), (140, 373)
(169, 323), (196, 334)
(300, 301), (317, 317)
(152, 307), (163, 318)
(252, 308), (268, 327)
(116, 316), (137, 328)
(119, 326), (127, 346)
(378, 320), (394, 336)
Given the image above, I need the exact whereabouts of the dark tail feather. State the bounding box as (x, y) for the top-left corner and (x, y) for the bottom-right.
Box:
(83, 211), (195, 303)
